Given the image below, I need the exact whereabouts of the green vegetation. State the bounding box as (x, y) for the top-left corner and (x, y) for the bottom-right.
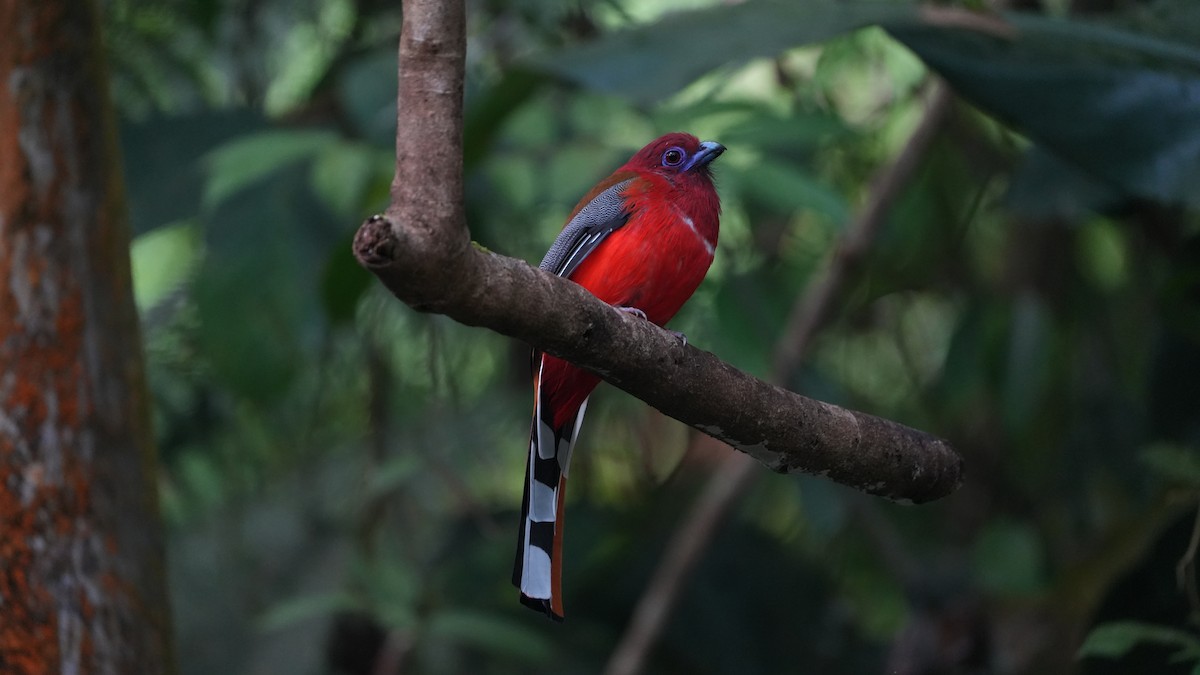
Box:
(108, 0), (1200, 672)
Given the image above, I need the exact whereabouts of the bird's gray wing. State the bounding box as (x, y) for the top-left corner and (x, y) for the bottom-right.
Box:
(539, 178), (634, 278)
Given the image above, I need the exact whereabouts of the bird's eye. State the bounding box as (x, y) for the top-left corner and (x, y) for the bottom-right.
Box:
(662, 147), (685, 167)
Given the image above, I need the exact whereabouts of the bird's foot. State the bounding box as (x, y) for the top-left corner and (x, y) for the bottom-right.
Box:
(616, 306), (647, 321)
(616, 306), (687, 346)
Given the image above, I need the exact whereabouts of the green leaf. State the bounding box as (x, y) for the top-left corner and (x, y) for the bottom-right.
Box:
(193, 186), (313, 403)
(536, 0), (917, 106)
(1006, 147), (1125, 220)
(1001, 294), (1055, 437)
(193, 252), (303, 402)
(321, 236), (373, 326)
(730, 159), (849, 222)
(717, 110), (849, 152)
(1114, 0), (1200, 47)
(888, 12), (1200, 206)
(1079, 621), (1200, 660)
(936, 305), (991, 412)
(360, 558), (419, 630)
(795, 474), (848, 540)
(464, 68), (546, 171)
(972, 519), (1045, 594)
(363, 455), (423, 498)
(203, 129), (339, 208)
(120, 111), (266, 234)
(1141, 444), (1200, 487)
(257, 592), (363, 633)
(177, 451), (226, 512)
(1076, 218), (1130, 291)
(711, 265), (799, 378)
(426, 609), (553, 663)
(261, 0), (355, 115)
(130, 220), (201, 311)
(309, 141), (388, 220)
(339, 49), (398, 146)
(1176, 643), (1200, 664)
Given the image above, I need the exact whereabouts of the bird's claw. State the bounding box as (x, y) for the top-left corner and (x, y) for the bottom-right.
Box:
(616, 306), (647, 320)
(616, 306), (687, 346)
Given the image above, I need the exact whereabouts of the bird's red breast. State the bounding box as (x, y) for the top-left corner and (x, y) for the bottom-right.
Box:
(540, 133), (722, 428)
(514, 133), (724, 621)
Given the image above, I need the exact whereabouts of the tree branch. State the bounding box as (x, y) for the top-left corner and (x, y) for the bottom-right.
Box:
(604, 81), (957, 675)
(357, 0), (963, 505)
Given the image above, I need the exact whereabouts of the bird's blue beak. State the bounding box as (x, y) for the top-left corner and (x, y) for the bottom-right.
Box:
(685, 140), (725, 172)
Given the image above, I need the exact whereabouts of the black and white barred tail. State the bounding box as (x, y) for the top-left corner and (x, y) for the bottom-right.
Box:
(512, 358), (587, 621)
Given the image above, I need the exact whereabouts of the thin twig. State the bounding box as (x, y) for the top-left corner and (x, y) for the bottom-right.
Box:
(604, 81), (956, 675)
(773, 83), (954, 378)
(603, 455), (757, 675)
(917, 6), (1017, 40)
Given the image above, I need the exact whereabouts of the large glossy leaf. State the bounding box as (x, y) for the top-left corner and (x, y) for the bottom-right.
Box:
(535, 1), (917, 106)
(888, 12), (1200, 207)
(538, 2), (1200, 208)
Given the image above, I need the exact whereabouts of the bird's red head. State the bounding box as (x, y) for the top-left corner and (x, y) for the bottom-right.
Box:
(621, 132), (725, 181)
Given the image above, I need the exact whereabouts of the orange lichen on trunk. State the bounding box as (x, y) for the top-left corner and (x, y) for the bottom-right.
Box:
(0, 0), (172, 673)
(0, 490), (59, 675)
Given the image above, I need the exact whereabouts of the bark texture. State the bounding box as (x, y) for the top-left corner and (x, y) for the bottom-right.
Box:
(353, 0), (964, 503)
(0, 1), (173, 673)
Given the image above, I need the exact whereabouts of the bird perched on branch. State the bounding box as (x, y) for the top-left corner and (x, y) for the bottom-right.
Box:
(513, 132), (725, 620)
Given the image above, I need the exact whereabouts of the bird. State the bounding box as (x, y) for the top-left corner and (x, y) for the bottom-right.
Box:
(513, 132), (725, 620)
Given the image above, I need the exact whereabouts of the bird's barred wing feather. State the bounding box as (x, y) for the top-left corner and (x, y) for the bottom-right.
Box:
(539, 178), (634, 279)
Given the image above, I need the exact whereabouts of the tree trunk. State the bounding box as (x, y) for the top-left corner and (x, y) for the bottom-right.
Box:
(0, 1), (174, 673)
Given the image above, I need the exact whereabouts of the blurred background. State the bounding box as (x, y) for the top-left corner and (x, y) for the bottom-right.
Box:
(100, 0), (1199, 672)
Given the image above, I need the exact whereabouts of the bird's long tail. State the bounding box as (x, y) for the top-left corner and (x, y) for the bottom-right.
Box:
(513, 358), (587, 621)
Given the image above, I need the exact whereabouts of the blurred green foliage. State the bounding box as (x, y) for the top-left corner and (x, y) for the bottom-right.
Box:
(106, 0), (1200, 672)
